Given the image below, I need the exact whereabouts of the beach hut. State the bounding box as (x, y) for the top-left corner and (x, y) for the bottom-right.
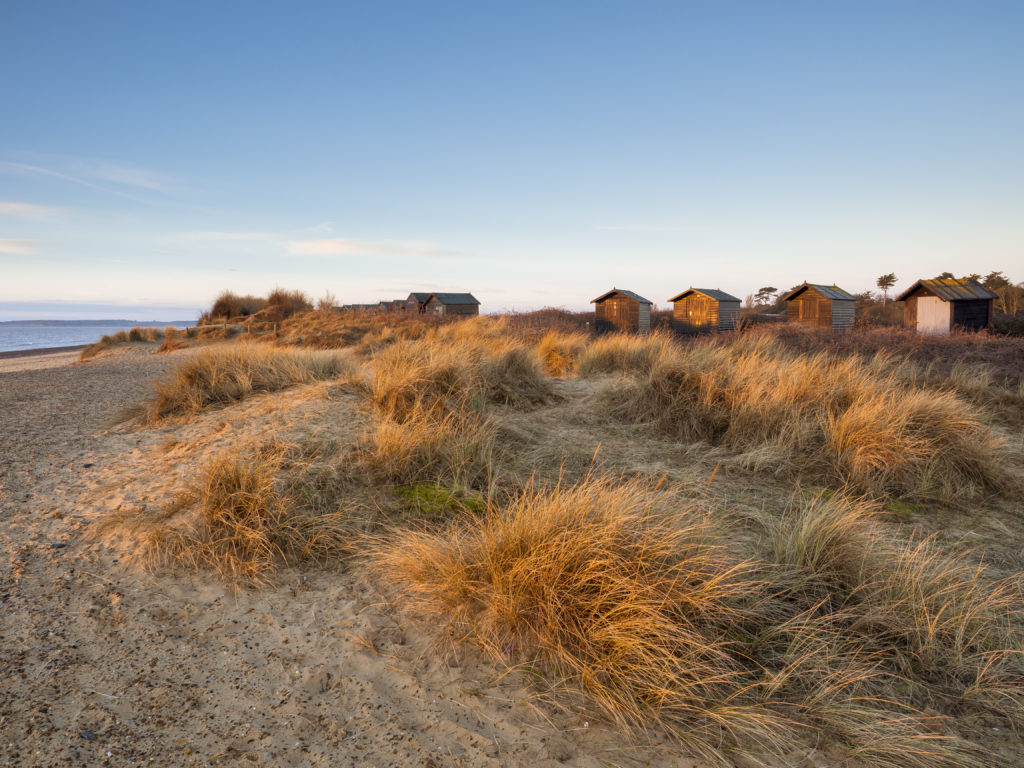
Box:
(896, 278), (996, 334)
(406, 292), (431, 313)
(591, 288), (653, 333)
(424, 292), (481, 316)
(781, 283), (855, 330)
(668, 288), (741, 333)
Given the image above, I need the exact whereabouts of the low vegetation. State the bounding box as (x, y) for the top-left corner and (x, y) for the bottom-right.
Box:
(80, 325), (166, 360)
(372, 479), (1018, 765)
(599, 333), (1017, 501)
(141, 342), (356, 421)
(113, 308), (1024, 764)
(149, 444), (352, 584)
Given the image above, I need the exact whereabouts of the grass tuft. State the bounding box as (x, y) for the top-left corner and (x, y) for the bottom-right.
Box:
(142, 342), (355, 421)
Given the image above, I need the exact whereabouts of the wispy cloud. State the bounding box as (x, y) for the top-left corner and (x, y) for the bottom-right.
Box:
(0, 238), (40, 254)
(285, 238), (459, 258)
(0, 201), (65, 219)
(177, 231), (277, 241)
(307, 221), (335, 233)
(88, 162), (169, 191)
(2, 155), (172, 199)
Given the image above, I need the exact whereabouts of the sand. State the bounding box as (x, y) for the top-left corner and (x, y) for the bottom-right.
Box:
(0, 346), (652, 768)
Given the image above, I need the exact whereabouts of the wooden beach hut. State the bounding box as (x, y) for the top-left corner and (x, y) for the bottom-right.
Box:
(424, 292), (481, 316)
(406, 292), (431, 313)
(668, 288), (741, 333)
(896, 278), (996, 334)
(781, 283), (855, 330)
(591, 288), (653, 334)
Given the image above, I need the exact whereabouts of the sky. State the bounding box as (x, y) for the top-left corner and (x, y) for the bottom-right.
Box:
(1, 1), (1022, 320)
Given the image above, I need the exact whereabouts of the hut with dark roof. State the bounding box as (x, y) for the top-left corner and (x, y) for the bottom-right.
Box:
(591, 288), (653, 334)
(668, 288), (741, 333)
(781, 283), (855, 330)
(406, 292), (432, 313)
(896, 278), (997, 334)
(424, 292), (480, 316)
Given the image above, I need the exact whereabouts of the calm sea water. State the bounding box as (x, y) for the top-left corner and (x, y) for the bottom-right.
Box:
(0, 324), (190, 354)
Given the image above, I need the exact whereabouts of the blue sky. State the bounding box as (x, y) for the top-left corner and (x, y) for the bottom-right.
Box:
(1, 1), (1022, 319)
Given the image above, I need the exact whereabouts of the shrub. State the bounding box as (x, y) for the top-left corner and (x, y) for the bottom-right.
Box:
(209, 291), (266, 321)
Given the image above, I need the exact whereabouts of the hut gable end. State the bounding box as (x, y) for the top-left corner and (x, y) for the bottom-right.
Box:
(782, 282), (855, 330)
(590, 288), (653, 334)
(668, 288), (741, 333)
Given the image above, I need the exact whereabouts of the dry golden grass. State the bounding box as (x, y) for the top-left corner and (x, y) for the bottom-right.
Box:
(150, 444), (351, 585)
(577, 329), (677, 377)
(142, 342), (356, 421)
(79, 326), (165, 360)
(370, 319), (550, 422)
(109, 312), (1024, 761)
(602, 333), (1017, 501)
(357, 402), (496, 490)
(371, 478), (1011, 765)
(768, 494), (1024, 725)
(535, 330), (588, 376)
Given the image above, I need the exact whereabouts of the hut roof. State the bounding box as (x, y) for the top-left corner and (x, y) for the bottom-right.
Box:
(590, 288), (653, 305)
(667, 287), (741, 303)
(428, 292), (480, 305)
(896, 278), (997, 303)
(407, 292), (432, 303)
(781, 283), (855, 302)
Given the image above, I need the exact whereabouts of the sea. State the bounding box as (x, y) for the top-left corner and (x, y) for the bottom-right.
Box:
(0, 322), (193, 354)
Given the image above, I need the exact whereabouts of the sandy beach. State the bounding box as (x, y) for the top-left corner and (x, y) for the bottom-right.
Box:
(3, 332), (1022, 768)
(0, 346), (637, 767)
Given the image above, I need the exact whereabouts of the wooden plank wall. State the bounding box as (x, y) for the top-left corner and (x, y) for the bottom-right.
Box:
(831, 300), (855, 330)
(718, 302), (740, 331)
(951, 299), (991, 330)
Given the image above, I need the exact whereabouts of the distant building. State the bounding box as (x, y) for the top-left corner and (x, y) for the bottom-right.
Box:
(667, 288), (741, 333)
(406, 292), (432, 313)
(424, 292), (481, 316)
(590, 288), (653, 334)
(781, 283), (855, 330)
(896, 278), (996, 334)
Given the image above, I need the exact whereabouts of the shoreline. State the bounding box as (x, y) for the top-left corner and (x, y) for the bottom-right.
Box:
(0, 343), (88, 360)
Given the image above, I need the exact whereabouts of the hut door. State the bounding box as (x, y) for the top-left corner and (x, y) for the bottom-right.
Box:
(917, 297), (948, 334)
(608, 298), (628, 330)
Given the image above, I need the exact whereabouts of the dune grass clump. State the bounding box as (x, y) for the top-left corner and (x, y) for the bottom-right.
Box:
(151, 445), (351, 584)
(371, 477), (768, 741)
(767, 494), (1024, 728)
(143, 342), (356, 421)
(370, 320), (551, 422)
(372, 479), (1018, 765)
(80, 326), (166, 360)
(605, 334), (1016, 501)
(535, 330), (589, 376)
(577, 329), (678, 377)
(358, 403), (496, 490)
